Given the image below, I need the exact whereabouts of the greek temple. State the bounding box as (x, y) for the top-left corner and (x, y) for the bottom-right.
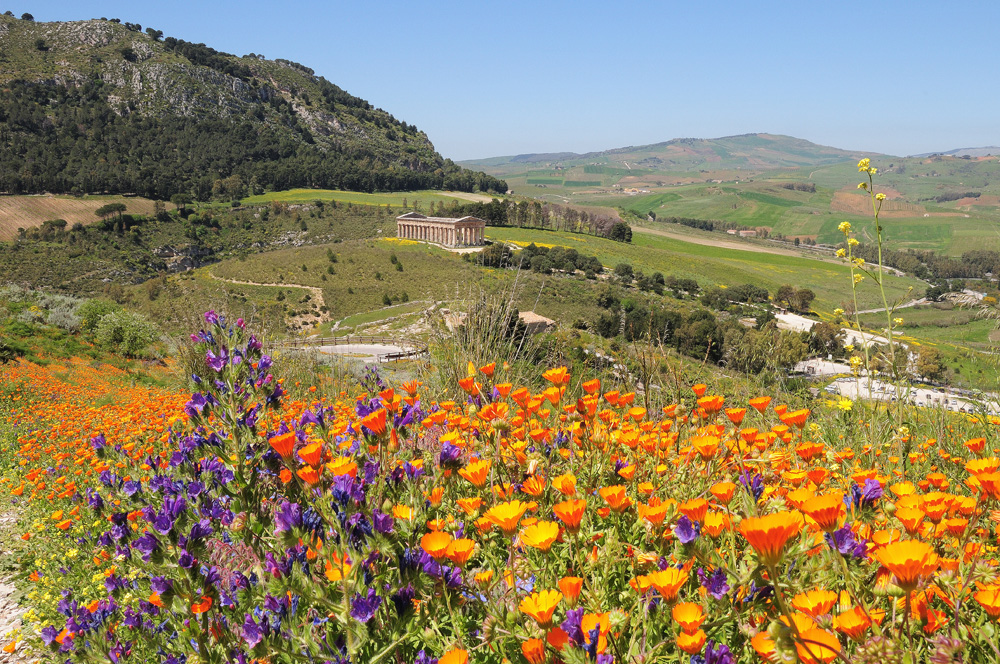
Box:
(395, 211), (487, 247)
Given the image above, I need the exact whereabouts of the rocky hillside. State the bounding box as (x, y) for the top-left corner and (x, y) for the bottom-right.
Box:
(0, 14), (506, 198)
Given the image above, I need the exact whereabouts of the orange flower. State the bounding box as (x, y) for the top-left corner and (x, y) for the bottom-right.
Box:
(749, 396), (771, 413)
(692, 383), (707, 397)
(522, 638), (545, 664)
(191, 596), (213, 614)
(552, 473), (577, 495)
(297, 467), (321, 485)
(710, 481), (737, 505)
(581, 613), (610, 653)
(456, 497), (482, 515)
(438, 649), (468, 664)
(739, 511), (804, 568)
(359, 408), (387, 435)
(558, 576), (583, 607)
(834, 606), (871, 640)
(553, 499), (586, 533)
(485, 500), (529, 536)
(974, 584), (1000, 618)
(794, 628), (841, 664)
(269, 432), (297, 459)
(679, 497), (709, 523)
(519, 589), (563, 628)
(599, 485), (632, 513)
(582, 378), (601, 394)
(782, 408), (810, 429)
(298, 441), (323, 466)
(446, 539), (476, 567)
(750, 631), (776, 661)
(671, 602), (705, 633)
(791, 589), (838, 617)
(676, 629), (706, 654)
(875, 540), (938, 592)
(725, 407), (746, 425)
(800, 493), (845, 533)
(542, 366), (570, 385)
(458, 459), (491, 488)
(647, 567), (688, 602)
(520, 521), (560, 552)
(420, 531), (453, 560)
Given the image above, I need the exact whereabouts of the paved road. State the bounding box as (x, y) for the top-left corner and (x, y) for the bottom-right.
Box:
(312, 343), (407, 362)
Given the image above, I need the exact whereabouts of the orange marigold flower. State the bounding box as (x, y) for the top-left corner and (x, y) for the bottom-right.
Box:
(521, 638), (545, 664)
(520, 521), (560, 552)
(446, 538), (476, 567)
(647, 567), (688, 602)
(558, 576), (583, 607)
(485, 500), (529, 536)
(552, 473), (577, 495)
(298, 441), (323, 466)
(676, 629), (707, 655)
(420, 531), (453, 560)
(692, 383), (707, 397)
(973, 584), (1000, 618)
(749, 396), (771, 413)
(191, 596), (213, 614)
(542, 366), (570, 385)
(457, 497), (483, 514)
(679, 497), (709, 523)
(297, 467), (321, 485)
(800, 493), (845, 533)
(458, 459), (491, 488)
(834, 606), (871, 640)
(782, 408), (810, 429)
(438, 649), (468, 664)
(750, 631), (777, 661)
(269, 432), (297, 459)
(739, 511), (804, 568)
(519, 589), (563, 628)
(710, 481), (737, 505)
(671, 602), (705, 633)
(875, 540), (938, 593)
(599, 485), (632, 513)
(553, 499), (586, 533)
(794, 628), (841, 664)
(582, 378), (601, 394)
(360, 408), (388, 435)
(791, 589), (838, 617)
(725, 407), (746, 425)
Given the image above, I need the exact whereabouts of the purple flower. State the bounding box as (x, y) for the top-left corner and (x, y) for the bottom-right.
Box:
(674, 515), (700, 544)
(373, 511), (394, 534)
(439, 442), (463, 470)
(391, 584), (415, 615)
(350, 588), (382, 623)
(414, 651), (438, 664)
(849, 478), (883, 509)
(243, 614), (263, 648)
(206, 347), (229, 372)
(275, 501), (302, 534)
(825, 524), (867, 558)
(703, 641), (735, 664)
(740, 469), (764, 501)
(185, 393), (208, 418)
(90, 434), (106, 450)
(236, 318), (246, 329)
(697, 567), (730, 599)
(131, 532), (160, 562)
(562, 607), (585, 645)
(204, 310), (219, 325)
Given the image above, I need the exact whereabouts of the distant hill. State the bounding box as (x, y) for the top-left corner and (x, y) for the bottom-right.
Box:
(910, 147), (1000, 158)
(460, 133), (878, 176)
(0, 14), (505, 198)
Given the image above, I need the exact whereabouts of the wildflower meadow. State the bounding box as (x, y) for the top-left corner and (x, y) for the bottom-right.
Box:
(0, 303), (999, 664)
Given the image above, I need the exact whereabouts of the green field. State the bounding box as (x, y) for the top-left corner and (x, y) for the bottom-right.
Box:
(487, 227), (924, 312)
(242, 189), (497, 208)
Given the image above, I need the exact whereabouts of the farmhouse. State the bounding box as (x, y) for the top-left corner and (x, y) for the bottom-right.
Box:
(396, 212), (486, 247)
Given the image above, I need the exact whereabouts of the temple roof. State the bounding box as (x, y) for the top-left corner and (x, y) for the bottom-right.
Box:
(396, 212), (485, 224)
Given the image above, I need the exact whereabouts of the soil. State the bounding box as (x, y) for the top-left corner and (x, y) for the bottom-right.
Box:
(0, 509), (31, 663)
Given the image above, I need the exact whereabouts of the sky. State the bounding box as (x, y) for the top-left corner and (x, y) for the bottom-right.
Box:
(22, 1), (1000, 161)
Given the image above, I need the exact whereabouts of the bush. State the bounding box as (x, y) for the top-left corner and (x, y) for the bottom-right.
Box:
(94, 310), (160, 357)
(78, 299), (122, 331)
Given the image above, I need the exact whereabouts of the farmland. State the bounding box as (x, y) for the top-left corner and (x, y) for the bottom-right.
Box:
(242, 188), (496, 208)
(0, 195), (158, 240)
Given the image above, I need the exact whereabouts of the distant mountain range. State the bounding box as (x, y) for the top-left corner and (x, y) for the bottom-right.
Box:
(0, 14), (505, 197)
(910, 147), (1000, 158)
(459, 134), (876, 176)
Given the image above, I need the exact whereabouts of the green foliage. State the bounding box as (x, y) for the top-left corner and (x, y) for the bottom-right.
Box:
(94, 310), (159, 357)
(78, 299), (122, 331)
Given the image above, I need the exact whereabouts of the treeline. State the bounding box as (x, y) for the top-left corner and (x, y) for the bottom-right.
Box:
(0, 80), (506, 198)
(849, 243), (1000, 281)
(931, 192), (980, 203)
(642, 213), (771, 238)
(443, 199), (631, 241)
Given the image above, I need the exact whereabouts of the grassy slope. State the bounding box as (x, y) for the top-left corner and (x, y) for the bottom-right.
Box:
(486, 227), (923, 313)
(242, 189), (496, 207)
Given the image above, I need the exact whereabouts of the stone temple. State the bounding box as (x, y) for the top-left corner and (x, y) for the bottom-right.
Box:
(395, 212), (486, 247)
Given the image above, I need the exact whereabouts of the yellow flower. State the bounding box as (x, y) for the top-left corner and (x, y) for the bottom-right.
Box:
(835, 248), (846, 258)
(893, 318), (903, 325)
(875, 193), (886, 201)
(853, 258), (865, 268)
(858, 182), (868, 190)
(838, 221), (851, 234)
(837, 398), (853, 412)
(833, 308), (844, 316)
(848, 238), (859, 247)
(853, 274), (865, 284)
(857, 158), (871, 172)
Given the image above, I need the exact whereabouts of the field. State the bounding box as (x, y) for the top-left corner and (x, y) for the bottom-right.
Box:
(0, 195), (158, 240)
(242, 189), (497, 208)
(487, 226), (925, 312)
(2, 315), (1000, 662)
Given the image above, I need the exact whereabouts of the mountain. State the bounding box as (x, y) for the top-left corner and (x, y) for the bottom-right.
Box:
(910, 147), (1000, 158)
(0, 14), (505, 198)
(460, 133), (878, 177)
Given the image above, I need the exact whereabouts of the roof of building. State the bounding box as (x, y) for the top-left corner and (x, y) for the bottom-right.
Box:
(396, 212), (485, 224)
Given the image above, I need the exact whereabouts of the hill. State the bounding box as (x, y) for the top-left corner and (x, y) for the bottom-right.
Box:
(0, 14), (506, 198)
(459, 133), (874, 176)
(911, 147), (1000, 158)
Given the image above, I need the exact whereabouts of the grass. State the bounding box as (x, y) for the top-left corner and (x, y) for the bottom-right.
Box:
(486, 226), (924, 313)
(0, 195), (158, 240)
(241, 189), (496, 207)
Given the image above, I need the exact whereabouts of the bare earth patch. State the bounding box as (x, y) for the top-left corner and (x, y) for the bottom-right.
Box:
(0, 195), (158, 240)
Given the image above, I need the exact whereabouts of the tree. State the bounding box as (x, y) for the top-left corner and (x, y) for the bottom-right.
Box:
(35, 38), (47, 51)
(478, 242), (512, 268)
(613, 262), (634, 284)
(916, 346), (945, 382)
(791, 288), (815, 313)
(146, 27), (163, 41)
(609, 221), (632, 243)
(0, 338), (25, 364)
(809, 322), (846, 358)
(20, 12), (33, 20)
(171, 193), (193, 212)
(95, 203), (127, 222)
(94, 310), (159, 357)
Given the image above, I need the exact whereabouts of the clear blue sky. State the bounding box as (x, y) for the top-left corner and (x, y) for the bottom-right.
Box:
(24, 1), (1000, 160)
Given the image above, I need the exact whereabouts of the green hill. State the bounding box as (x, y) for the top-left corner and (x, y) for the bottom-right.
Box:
(459, 133), (874, 176)
(0, 14), (506, 198)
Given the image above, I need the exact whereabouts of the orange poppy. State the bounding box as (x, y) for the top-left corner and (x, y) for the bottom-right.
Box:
(874, 540), (938, 592)
(739, 511), (804, 568)
(519, 589), (563, 628)
(484, 500), (529, 536)
(521, 639), (545, 664)
(671, 602), (705, 633)
(558, 576), (583, 607)
(553, 499), (586, 533)
(520, 521), (559, 552)
(269, 432), (297, 459)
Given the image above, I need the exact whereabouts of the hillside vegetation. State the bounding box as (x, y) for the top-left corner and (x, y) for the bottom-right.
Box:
(0, 14), (506, 197)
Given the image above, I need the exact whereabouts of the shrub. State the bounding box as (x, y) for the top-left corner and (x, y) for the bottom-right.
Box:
(94, 310), (160, 357)
(78, 299), (122, 331)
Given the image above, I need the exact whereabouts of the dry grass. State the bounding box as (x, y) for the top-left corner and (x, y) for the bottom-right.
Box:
(0, 195), (158, 240)
(830, 190), (924, 216)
